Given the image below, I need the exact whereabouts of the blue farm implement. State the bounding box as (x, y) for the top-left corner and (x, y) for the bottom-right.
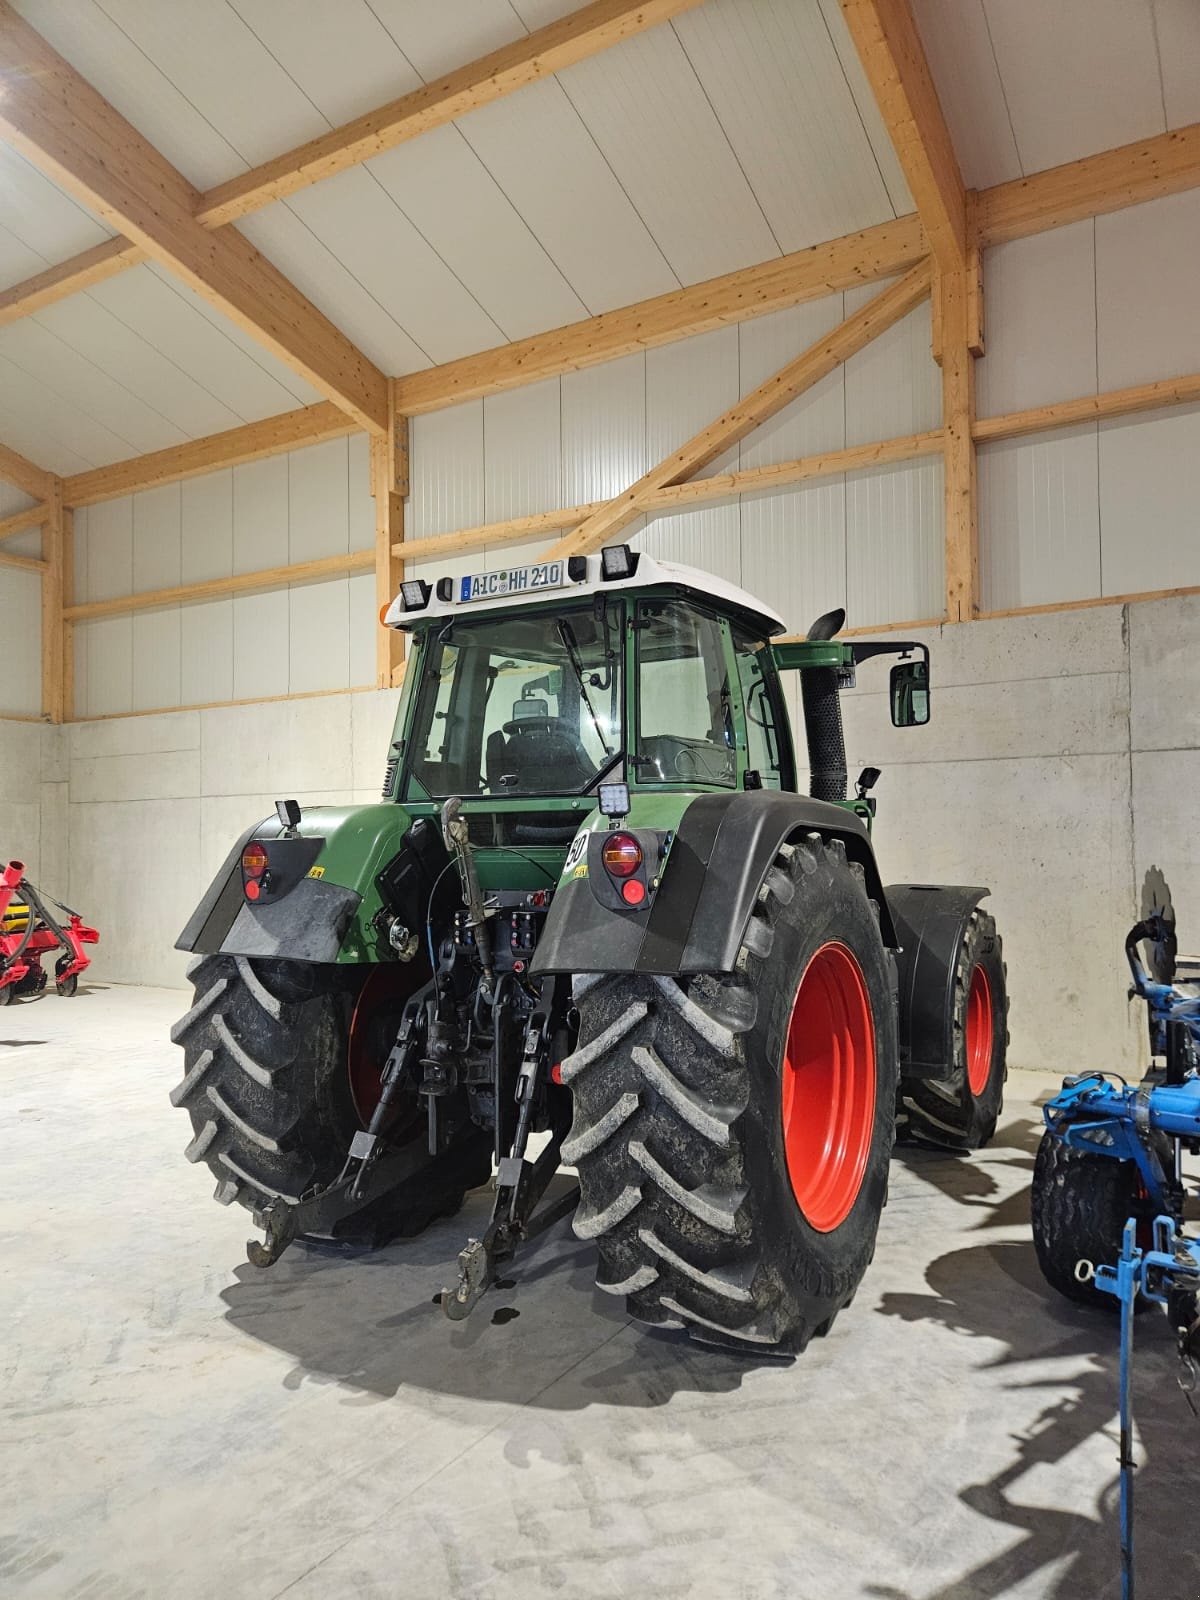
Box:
(1031, 869), (1200, 1598)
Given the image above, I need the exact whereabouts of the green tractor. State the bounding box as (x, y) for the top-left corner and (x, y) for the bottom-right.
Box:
(172, 545), (1007, 1354)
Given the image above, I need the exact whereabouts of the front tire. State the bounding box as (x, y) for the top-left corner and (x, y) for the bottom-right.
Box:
(563, 834), (898, 1354)
(900, 909), (1007, 1150)
(170, 954), (491, 1240)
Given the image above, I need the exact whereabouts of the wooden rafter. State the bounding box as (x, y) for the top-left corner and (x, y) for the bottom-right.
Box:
(546, 262), (933, 561)
(975, 372), (1200, 442)
(0, 440), (54, 501)
(0, 0), (699, 327)
(394, 217), (926, 414)
(62, 403), (357, 508)
(0, 547), (46, 575)
(838, 0), (965, 269)
(977, 121), (1200, 246)
(63, 549), (374, 624)
(0, 3), (387, 433)
(0, 503), (47, 543)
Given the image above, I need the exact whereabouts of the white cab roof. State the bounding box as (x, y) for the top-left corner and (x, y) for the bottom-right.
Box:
(384, 548), (786, 637)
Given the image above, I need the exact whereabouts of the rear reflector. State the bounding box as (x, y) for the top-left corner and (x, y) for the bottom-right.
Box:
(621, 879), (647, 907)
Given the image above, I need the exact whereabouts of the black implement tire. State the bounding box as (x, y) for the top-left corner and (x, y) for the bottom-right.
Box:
(562, 834), (898, 1354)
(900, 908), (1007, 1151)
(169, 953), (491, 1238)
(1031, 1132), (1154, 1311)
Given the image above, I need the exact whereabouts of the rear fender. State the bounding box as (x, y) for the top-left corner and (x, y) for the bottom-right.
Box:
(532, 791), (896, 978)
(887, 883), (989, 1079)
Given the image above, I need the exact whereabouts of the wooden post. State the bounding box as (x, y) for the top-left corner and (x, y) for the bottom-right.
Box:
(940, 263), (978, 623)
(61, 504), (74, 721)
(40, 478), (65, 722)
(371, 384), (406, 688)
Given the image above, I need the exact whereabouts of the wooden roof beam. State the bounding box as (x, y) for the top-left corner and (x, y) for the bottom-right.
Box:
(546, 260), (932, 560)
(0, 2), (387, 433)
(0, 440), (55, 501)
(0, 0), (700, 326)
(62, 401), (357, 507)
(838, 0), (965, 270)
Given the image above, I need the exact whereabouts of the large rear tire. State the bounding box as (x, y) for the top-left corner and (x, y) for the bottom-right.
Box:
(170, 953), (492, 1239)
(563, 834), (898, 1354)
(900, 908), (1008, 1150)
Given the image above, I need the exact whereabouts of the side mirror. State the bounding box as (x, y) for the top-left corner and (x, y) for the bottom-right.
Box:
(890, 659), (930, 727)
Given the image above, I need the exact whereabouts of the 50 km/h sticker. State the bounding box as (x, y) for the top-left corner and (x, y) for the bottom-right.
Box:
(561, 832), (588, 878)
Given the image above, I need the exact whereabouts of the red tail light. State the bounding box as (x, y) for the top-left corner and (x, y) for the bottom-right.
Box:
(601, 833), (642, 879)
(242, 842), (270, 898)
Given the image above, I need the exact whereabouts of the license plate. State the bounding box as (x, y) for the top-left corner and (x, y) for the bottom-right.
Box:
(459, 560), (567, 604)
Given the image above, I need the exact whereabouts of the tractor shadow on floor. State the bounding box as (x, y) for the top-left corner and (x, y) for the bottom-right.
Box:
(889, 1115), (1041, 1231)
(871, 1232), (1199, 1598)
(219, 1172), (772, 1410)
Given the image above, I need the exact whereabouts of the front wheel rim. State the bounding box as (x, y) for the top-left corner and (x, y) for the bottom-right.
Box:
(965, 964), (994, 1096)
(781, 941), (877, 1233)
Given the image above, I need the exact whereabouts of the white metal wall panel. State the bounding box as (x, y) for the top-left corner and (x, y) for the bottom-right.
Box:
(740, 481), (846, 635)
(844, 296), (939, 446)
(349, 435), (375, 552)
(0, 569), (42, 716)
(981, 0), (1163, 173)
(233, 590), (290, 703)
(85, 498), (133, 606)
(911, 0), (1021, 189)
(132, 484), (182, 595)
(181, 472), (234, 585)
(233, 456), (289, 575)
(637, 506), (742, 588)
(132, 610), (181, 713)
(846, 460), (942, 628)
(561, 354), (647, 504)
(555, 27), (778, 286)
(738, 298), (848, 469)
(1099, 408), (1200, 597)
(978, 428), (1102, 612)
(348, 574), (377, 691)
(1096, 191), (1200, 390)
(680, 0), (906, 250)
(977, 223), (1098, 416)
(84, 617), (133, 718)
(181, 602), (234, 709)
(288, 438), (351, 564)
(645, 327), (740, 477)
(461, 83), (677, 316)
(290, 581), (350, 694)
(410, 403), (485, 539)
(483, 379), (562, 521)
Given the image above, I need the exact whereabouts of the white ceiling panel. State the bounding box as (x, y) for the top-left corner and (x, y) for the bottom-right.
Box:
(911, 0), (1021, 189)
(981, 0), (1165, 173)
(814, 0), (913, 215)
(1153, 0), (1200, 127)
(239, 203), (430, 375)
(552, 24), (779, 284)
(369, 0), (551, 81)
(12, 0), (248, 191)
(0, 147), (113, 291)
(271, 167), (506, 365)
(460, 79), (679, 314)
(676, 0), (906, 254)
(0, 358), (134, 474)
(366, 131), (587, 342)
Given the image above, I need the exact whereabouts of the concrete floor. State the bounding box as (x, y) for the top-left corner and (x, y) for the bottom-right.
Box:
(2, 986), (1197, 1600)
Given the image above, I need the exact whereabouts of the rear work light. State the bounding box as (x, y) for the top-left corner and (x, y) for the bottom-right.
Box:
(601, 832), (642, 879)
(242, 841), (269, 900)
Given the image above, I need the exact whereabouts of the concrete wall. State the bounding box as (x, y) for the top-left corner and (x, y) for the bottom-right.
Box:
(8, 587), (1194, 1079)
(36, 688), (400, 990)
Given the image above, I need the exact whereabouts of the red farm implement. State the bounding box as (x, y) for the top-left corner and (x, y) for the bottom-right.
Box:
(0, 860), (98, 1004)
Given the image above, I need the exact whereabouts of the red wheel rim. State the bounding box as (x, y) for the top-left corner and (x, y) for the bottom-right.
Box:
(965, 964), (994, 1097)
(347, 965), (425, 1130)
(781, 942), (876, 1233)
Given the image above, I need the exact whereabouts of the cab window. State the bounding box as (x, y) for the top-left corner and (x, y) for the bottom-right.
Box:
(635, 601), (735, 787)
(732, 628), (786, 790)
